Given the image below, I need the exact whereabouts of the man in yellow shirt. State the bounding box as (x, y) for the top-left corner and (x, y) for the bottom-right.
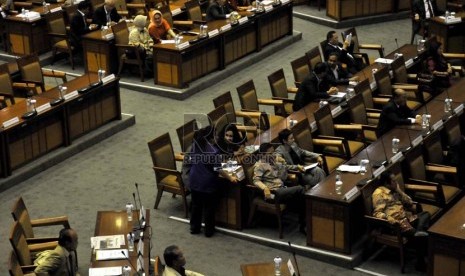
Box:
(162, 245), (204, 276)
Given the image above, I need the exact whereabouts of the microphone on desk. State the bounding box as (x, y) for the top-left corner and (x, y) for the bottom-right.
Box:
(287, 241), (301, 276)
(132, 193), (145, 234)
(121, 250), (143, 276)
(49, 69), (65, 106)
(135, 183), (145, 221)
(395, 38), (400, 54)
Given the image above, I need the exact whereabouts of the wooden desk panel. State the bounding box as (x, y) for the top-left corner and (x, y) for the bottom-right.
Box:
(327, 0), (394, 21)
(241, 262), (291, 276)
(91, 210), (150, 272)
(82, 32), (117, 74)
(428, 197), (465, 276)
(216, 181), (244, 230)
(224, 23), (257, 66)
(429, 12), (465, 53)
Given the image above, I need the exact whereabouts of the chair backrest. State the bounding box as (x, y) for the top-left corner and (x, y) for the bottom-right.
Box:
(11, 197), (34, 239)
(45, 10), (67, 35)
(319, 40), (328, 61)
(63, 5), (78, 26)
(112, 20), (129, 45)
(0, 63), (15, 97)
(237, 80), (259, 111)
(159, 5), (174, 27)
(176, 119), (198, 153)
(90, 0), (105, 13)
(290, 55), (310, 84)
(208, 105), (229, 136)
(305, 46), (323, 70)
(9, 221), (33, 266)
(443, 114), (462, 147)
(374, 66), (393, 96)
(9, 251), (25, 276)
(354, 79), (374, 109)
(403, 145), (427, 180)
(391, 55), (408, 84)
(184, 0), (202, 21)
(423, 130), (444, 164)
(153, 255), (165, 276)
(16, 54), (44, 86)
(213, 91), (238, 124)
(341, 27), (359, 53)
(360, 178), (380, 216)
(148, 133), (177, 182)
(314, 104), (335, 136)
(267, 68), (289, 99)
(291, 118), (315, 152)
(115, 0), (128, 12)
(347, 93), (368, 125)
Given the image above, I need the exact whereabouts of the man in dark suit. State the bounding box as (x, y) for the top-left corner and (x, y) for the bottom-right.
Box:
(292, 62), (338, 112)
(70, 1), (97, 51)
(412, 0), (439, 40)
(325, 51), (358, 86)
(324, 30), (364, 74)
(92, 0), (121, 29)
(377, 91), (421, 136)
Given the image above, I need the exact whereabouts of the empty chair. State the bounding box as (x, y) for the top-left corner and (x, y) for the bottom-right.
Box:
(11, 197), (70, 242)
(176, 119), (198, 160)
(305, 46), (323, 70)
(208, 105), (229, 136)
(353, 78), (390, 112)
(8, 251), (36, 276)
(391, 56), (432, 103)
(290, 55), (310, 87)
(0, 64), (28, 108)
(313, 104), (365, 159)
(148, 133), (190, 218)
(184, 0), (206, 23)
(267, 68), (297, 116)
(347, 93), (379, 143)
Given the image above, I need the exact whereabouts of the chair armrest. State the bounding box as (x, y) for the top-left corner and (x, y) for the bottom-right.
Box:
(426, 164), (457, 174)
(359, 43), (385, 57)
(31, 216), (70, 228)
(408, 178), (439, 185)
(126, 3), (146, 8)
(318, 135), (346, 140)
(26, 237), (59, 243)
(366, 107), (382, 113)
(373, 97), (391, 105)
(361, 124), (377, 131)
(236, 125), (258, 132)
(287, 87), (298, 93)
(28, 241), (58, 252)
(404, 184), (438, 193)
(353, 52), (370, 65)
(173, 20), (194, 26)
(175, 152), (184, 162)
(20, 265), (36, 273)
(42, 70), (67, 82)
(257, 98), (283, 106)
(153, 166), (180, 175)
(334, 123), (363, 131)
(193, 20), (207, 24)
(271, 97), (294, 103)
(47, 33), (68, 39)
(392, 83), (418, 91)
(367, 112), (381, 119)
(235, 110), (262, 119)
(312, 138), (344, 147)
(443, 53), (465, 59)
(365, 215), (397, 229)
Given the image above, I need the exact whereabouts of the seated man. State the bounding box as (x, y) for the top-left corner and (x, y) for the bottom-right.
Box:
(253, 142), (306, 233)
(34, 228), (79, 276)
(148, 10), (176, 44)
(292, 62), (338, 111)
(0, 0), (13, 14)
(275, 129), (325, 189)
(92, 0), (121, 29)
(376, 90), (421, 136)
(325, 51), (358, 86)
(412, 0), (439, 41)
(70, 1), (98, 51)
(163, 245), (204, 276)
(324, 30), (364, 74)
(206, 0), (234, 21)
(373, 171), (430, 271)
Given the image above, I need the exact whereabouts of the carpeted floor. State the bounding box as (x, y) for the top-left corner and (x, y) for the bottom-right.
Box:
(0, 6), (426, 276)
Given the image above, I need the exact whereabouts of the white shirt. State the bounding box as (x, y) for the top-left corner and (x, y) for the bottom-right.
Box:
(424, 0), (434, 19)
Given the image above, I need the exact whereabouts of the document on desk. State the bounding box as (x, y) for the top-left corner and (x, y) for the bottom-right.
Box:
(374, 58), (394, 65)
(89, 266), (122, 276)
(96, 249), (128, 260)
(304, 163), (319, 171)
(161, 40), (175, 44)
(91, 235), (125, 250)
(337, 165), (361, 173)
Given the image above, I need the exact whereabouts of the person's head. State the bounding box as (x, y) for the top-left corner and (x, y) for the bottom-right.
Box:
(104, 0), (116, 10)
(427, 39), (443, 59)
(259, 142), (274, 154)
(393, 89), (407, 106)
(380, 171), (397, 191)
(77, 1), (90, 14)
(326, 30), (338, 44)
(219, 124), (243, 145)
(133, 15), (147, 31)
(278, 129), (294, 146)
(313, 62), (328, 78)
(152, 10), (163, 26)
(163, 245), (186, 269)
(58, 228), (78, 252)
(327, 52), (339, 69)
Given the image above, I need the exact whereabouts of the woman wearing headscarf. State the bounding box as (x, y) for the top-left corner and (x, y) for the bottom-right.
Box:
(128, 14), (154, 58)
(148, 10), (176, 44)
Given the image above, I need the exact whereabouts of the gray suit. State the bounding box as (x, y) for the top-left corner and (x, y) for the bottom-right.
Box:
(34, 245), (77, 276)
(275, 143), (326, 188)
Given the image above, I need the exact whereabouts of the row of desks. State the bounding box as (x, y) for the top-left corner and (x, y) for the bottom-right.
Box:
(0, 73), (121, 178)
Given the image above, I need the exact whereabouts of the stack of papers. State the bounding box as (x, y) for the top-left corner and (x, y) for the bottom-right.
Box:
(375, 58), (394, 64)
(337, 165), (362, 173)
(95, 249), (128, 261)
(89, 267), (122, 276)
(91, 235), (125, 250)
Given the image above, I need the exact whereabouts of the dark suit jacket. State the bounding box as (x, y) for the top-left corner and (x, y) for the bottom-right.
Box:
(324, 42), (360, 73)
(376, 100), (416, 136)
(92, 6), (121, 28)
(70, 11), (92, 49)
(326, 62), (352, 85)
(206, 2), (233, 21)
(412, 0), (439, 34)
(292, 73), (330, 111)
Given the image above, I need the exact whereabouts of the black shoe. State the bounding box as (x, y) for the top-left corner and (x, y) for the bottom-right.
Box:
(190, 229), (200, 235)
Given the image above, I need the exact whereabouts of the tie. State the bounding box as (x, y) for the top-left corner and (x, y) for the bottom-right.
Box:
(427, 0), (434, 18)
(69, 253), (75, 276)
(83, 15), (87, 29)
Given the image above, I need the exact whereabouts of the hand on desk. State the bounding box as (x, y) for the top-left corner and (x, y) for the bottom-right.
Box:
(414, 13), (420, 21)
(349, 76), (359, 82)
(415, 115), (422, 124)
(317, 156), (324, 165)
(89, 24), (98, 31)
(328, 87), (338, 94)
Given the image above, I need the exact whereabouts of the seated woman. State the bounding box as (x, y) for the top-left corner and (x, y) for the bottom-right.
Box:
(128, 15), (154, 60)
(206, 0), (234, 21)
(423, 40), (452, 89)
(216, 124), (246, 161)
(148, 10), (176, 44)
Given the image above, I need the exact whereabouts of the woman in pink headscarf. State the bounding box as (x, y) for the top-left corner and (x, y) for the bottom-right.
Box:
(148, 10), (176, 44)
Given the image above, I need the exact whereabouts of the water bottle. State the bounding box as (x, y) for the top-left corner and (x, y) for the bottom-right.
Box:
(1, 7), (6, 18)
(59, 86), (67, 99)
(359, 159), (368, 175)
(127, 233), (134, 251)
(122, 265), (131, 276)
(346, 87), (355, 98)
(43, 2), (48, 13)
(174, 34), (180, 47)
(392, 138), (400, 154)
(26, 98), (33, 112)
(126, 203), (133, 221)
(21, 8), (26, 20)
(319, 100), (326, 108)
(335, 171), (342, 195)
(98, 69), (106, 82)
(273, 256), (282, 276)
(444, 98), (452, 114)
(421, 114), (430, 129)
(445, 10), (450, 23)
(417, 39), (425, 52)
